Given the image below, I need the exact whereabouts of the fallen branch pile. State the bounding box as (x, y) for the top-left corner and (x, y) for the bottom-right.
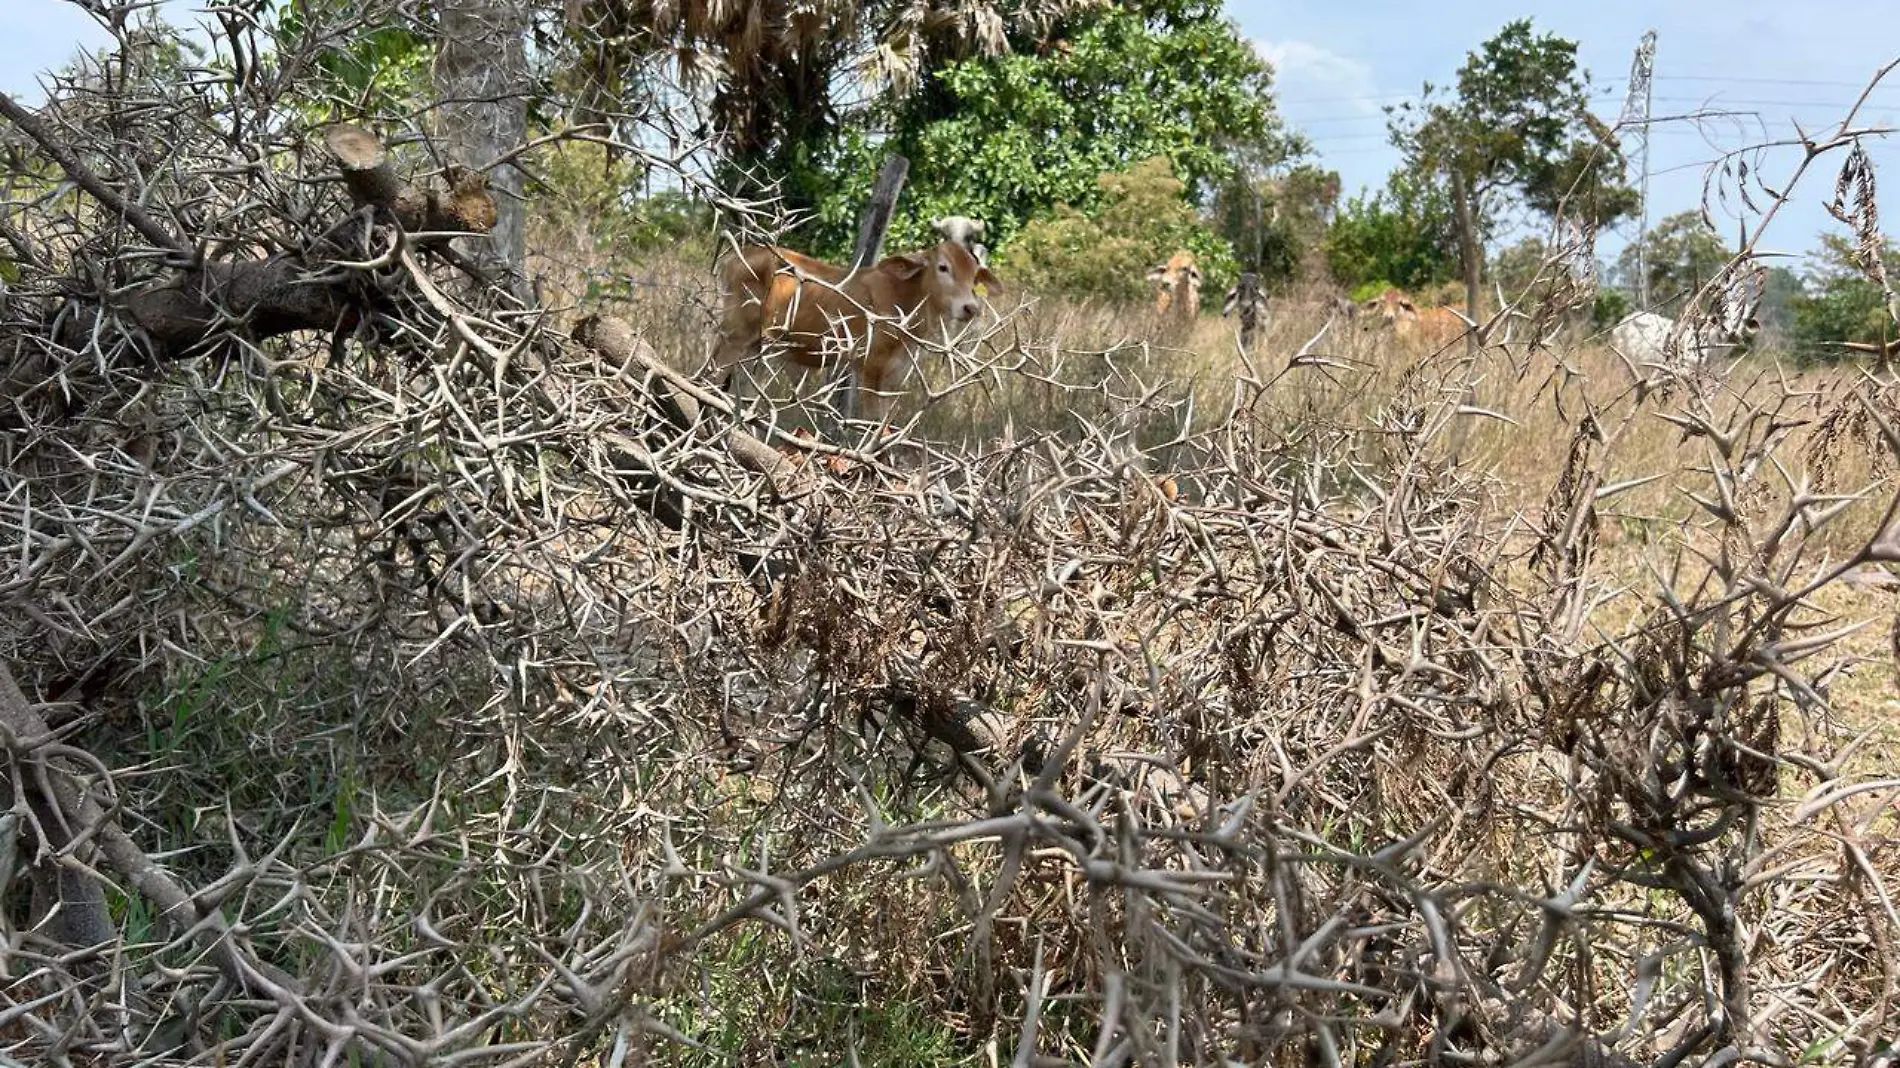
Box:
(2, 14), (1899, 1068)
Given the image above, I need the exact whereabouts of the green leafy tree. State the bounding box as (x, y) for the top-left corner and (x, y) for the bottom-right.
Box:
(802, 0), (1299, 259)
(1002, 156), (1232, 305)
(1212, 163), (1339, 289)
(1388, 19), (1638, 327)
(557, 0), (1092, 226)
(1614, 210), (1734, 314)
(1322, 169), (1459, 294)
(1790, 233), (1898, 361)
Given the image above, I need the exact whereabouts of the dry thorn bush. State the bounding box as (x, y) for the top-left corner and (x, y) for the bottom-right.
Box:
(2, 8), (1900, 1067)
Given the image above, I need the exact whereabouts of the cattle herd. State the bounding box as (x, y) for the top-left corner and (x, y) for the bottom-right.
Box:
(708, 216), (1764, 423)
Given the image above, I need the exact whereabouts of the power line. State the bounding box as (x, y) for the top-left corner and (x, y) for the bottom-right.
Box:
(1306, 145), (1402, 158)
(1284, 94), (1881, 120)
(1655, 73), (1900, 89)
(1292, 101), (1899, 133)
(1649, 156), (1735, 177)
(1284, 98), (1885, 122)
(1278, 86), (1621, 109)
(1278, 81), (1892, 122)
(1649, 94), (1900, 109)
(1275, 91), (1415, 107)
(1292, 113), (1396, 126)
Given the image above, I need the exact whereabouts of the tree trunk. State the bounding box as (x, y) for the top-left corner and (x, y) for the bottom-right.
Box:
(1448, 169), (1484, 464)
(434, 0), (530, 273)
(1451, 168), (1482, 352)
(851, 156), (910, 270)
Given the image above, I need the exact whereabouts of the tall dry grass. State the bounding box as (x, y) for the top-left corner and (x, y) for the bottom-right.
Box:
(551, 231), (1900, 772)
(558, 233), (1899, 557)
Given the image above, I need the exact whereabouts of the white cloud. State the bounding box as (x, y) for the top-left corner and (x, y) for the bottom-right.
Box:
(1249, 36), (1406, 199)
(1253, 38), (1387, 116)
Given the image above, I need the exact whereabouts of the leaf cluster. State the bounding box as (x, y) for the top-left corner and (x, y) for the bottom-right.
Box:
(1612, 210), (1735, 314)
(797, 0), (1297, 260)
(1790, 232), (1899, 358)
(1323, 169), (1460, 294)
(1388, 20), (1636, 242)
(1000, 155), (1234, 305)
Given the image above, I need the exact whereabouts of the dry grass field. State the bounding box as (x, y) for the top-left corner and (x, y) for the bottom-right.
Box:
(500, 221), (1900, 1061)
(4, 122), (1897, 1062)
(544, 228), (1900, 624)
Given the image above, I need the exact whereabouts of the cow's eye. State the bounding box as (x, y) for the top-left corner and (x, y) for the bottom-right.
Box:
(938, 263), (949, 273)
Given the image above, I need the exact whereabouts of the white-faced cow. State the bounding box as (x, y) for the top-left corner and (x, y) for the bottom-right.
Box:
(1147, 250), (1202, 320)
(1221, 271), (1268, 349)
(932, 215), (988, 266)
(710, 239), (1001, 424)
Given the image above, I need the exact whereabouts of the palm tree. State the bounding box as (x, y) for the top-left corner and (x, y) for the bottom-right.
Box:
(560, 0), (1087, 166)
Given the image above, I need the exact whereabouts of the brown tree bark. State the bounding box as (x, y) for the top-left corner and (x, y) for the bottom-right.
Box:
(21, 126), (500, 363)
(1452, 168), (1483, 354)
(433, 0), (531, 273)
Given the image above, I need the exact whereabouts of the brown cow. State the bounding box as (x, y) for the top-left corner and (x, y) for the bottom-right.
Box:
(1359, 287), (1468, 347)
(1146, 249), (1202, 319)
(710, 240), (1001, 424)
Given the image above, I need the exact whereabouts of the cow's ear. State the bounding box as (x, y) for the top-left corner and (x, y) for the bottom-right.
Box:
(1145, 266), (1166, 282)
(976, 266), (1003, 293)
(877, 254), (927, 280)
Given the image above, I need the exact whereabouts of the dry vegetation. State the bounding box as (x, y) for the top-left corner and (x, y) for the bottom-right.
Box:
(3, 12), (1900, 1068)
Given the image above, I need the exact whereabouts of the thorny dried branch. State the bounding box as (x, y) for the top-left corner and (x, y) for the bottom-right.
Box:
(2, 8), (1900, 1068)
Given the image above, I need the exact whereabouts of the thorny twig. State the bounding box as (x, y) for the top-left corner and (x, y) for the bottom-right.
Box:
(0, 8), (1898, 1068)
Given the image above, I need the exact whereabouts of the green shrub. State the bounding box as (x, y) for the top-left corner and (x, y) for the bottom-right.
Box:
(1790, 235), (1896, 361)
(1001, 156), (1235, 306)
(1592, 288), (1631, 329)
(536, 140), (712, 253)
(1323, 169), (1458, 294)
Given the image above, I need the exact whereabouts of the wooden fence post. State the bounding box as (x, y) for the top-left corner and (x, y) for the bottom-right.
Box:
(833, 156), (910, 425)
(851, 155), (910, 270)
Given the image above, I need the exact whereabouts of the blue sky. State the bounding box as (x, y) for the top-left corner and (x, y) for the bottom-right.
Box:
(3, 2), (118, 97)
(7, 0), (1898, 274)
(1236, 0), (1900, 272)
